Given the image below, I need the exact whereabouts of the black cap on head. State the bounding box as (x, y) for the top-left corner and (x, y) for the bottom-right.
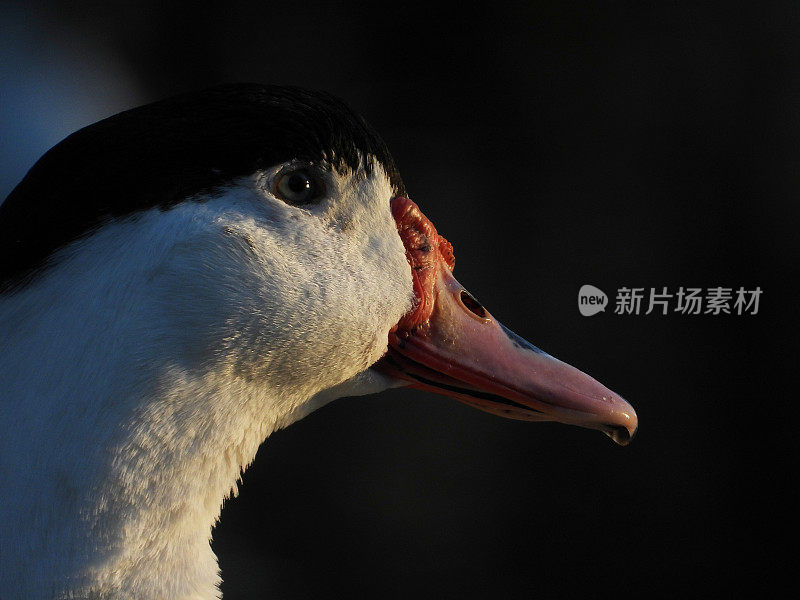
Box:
(0, 84), (405, 291)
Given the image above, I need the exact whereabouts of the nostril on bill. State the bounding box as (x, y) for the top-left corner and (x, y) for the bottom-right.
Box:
(459, 290), (487, 319)
(605, 424), (637, 446)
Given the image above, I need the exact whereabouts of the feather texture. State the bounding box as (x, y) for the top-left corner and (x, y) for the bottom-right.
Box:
(0, 162), (413, 598)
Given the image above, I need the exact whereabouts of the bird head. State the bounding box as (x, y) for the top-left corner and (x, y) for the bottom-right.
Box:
(0, 84), (636, 444)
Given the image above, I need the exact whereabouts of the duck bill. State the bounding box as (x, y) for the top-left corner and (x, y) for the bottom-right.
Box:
(376, 264), (638, 446)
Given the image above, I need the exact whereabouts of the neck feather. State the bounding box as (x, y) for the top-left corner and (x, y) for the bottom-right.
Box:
(0, 180), (412, 598)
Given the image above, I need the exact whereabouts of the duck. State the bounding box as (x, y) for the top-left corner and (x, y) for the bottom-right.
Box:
(0, 84), (637, 599)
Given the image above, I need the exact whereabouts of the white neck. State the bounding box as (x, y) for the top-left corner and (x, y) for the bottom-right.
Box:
(0, 172), (413, 598)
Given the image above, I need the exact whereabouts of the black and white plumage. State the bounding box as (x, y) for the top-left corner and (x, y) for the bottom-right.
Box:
(0, 84), (636, 599)
(0, 85), (403, 290)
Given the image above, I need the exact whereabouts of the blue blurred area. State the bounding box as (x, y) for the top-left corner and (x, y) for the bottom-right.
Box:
(0, 3), (144, 200)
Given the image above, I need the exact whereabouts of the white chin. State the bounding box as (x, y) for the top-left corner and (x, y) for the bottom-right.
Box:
(279, 367), (407, 428)
(314, 367), (406, 403)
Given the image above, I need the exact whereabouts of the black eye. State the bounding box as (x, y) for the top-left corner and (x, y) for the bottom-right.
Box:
(274, 169), (324, 205)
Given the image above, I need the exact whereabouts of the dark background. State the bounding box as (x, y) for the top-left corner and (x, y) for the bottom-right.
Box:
(1, 2), (794, 598)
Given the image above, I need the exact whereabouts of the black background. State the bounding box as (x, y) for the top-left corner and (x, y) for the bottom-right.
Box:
(1, 2), (794, 598)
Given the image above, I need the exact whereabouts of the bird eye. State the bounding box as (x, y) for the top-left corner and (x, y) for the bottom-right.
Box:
(274, 168), (324, 205)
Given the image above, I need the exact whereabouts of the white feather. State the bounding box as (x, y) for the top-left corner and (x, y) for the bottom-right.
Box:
(0, 161), (414, 598)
